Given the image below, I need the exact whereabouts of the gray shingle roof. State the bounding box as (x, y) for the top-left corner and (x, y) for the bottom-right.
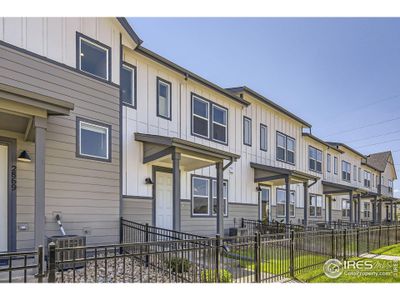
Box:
(366, 151), (392, 172)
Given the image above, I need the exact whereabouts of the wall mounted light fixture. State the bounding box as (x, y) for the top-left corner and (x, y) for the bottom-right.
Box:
(145, 177), (153, 185)
(18, 150), (32, 162)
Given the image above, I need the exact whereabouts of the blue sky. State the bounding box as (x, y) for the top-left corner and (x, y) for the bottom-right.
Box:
(128, 18), (400, 196)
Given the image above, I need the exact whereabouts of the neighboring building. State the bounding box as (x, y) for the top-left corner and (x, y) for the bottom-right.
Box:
(0, 17), (398, 252)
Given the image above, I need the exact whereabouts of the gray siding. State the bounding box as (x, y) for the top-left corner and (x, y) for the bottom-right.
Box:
(0, 43), (120, 249)
(122, 197), (152, 224)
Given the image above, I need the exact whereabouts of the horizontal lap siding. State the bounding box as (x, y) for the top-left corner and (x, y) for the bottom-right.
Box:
(0, 43), (120, 249)
(122, 197), (152, 224)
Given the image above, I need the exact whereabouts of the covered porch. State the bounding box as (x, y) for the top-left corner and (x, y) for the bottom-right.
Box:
(134, 133), (240, 236)
(250, 162), (319, 226)
(0, 83), (73, 251)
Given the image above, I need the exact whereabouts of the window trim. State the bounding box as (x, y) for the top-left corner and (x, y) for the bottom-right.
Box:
(276, 131), (296, 165)
(121, 62), (137, 109)
(243, 116), (252, 146)
(334, 156), (338, 175)
(156, 77), (172, 120)
(190, 93), (228, 145)
(353, 165), (357, 181)
(76, 117), (112, 162)
(260, 123), (268, 152)
(191, 174), (229, 217)
(76, 32), (111, 82)
(309, 194), (323, 218)
(327, 154), (331, 173)
(308, 146), (322, 173)
(342, 199), (350, 218)
(276, 188), (296, 218)
(364, 170), (371, 188)
(341, 160), (351, 182)
(211, 103), (228, 145)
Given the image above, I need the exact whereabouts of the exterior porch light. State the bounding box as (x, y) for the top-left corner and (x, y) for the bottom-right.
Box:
(145, 177), (153, 184)
(256, 186), (262, 192)
(18, 150), (32, 162)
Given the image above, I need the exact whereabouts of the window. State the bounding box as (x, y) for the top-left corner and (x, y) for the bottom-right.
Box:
(260, 124), (268, 151)
(334, 157), (338, 175)
(276, 189), (295, 218)
(276, 132), (296, 164)
(364, 171), (371, 188)
(192, 177), (210, 216)
(77, 33), (110, 80)
(388, 180), (393, 193)
(243, 117), (252, 146)
(121, 64), (136, 107)
(212, 180), (228, 216)
(364, 203), (371, 218)
(192, 176), (229, 217)
(353, 165), (357, 181)
(77, 118), (111, 161)
(358, 167), (361, 182)
(342, 161), (351, 182)
(309, 195), (323, 217)
(157, 78), (172, 120)
(381, 176), (384, 186)
(191, 94), (228, 144)
(342, 199), (350, 217)
(372, 174), (375, 187)
(212, 105), (228, 143)
(327, 154), (331, 173)
(309, 146), (322, 173)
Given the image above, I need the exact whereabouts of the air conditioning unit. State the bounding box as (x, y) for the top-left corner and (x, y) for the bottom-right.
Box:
(47, 235), (86, 270)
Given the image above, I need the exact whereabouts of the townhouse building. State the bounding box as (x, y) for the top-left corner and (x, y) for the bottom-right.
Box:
(0, 17), (398, 253)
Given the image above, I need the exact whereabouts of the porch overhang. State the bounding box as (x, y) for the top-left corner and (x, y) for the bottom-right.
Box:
(322, 181), (357, 195)
(135, 133), (240, 171)
(250, 162), (319, 185)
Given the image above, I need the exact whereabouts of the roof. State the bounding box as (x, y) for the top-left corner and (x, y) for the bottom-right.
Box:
(116, 17), (143, 46)
(250, 162), (319, 181)
(366, 151), (391, 172)
(135, 47), (250, 107)
(226, 86), (311, 128)
(302, 133), (344, 153)
(325, 142), (366, 159)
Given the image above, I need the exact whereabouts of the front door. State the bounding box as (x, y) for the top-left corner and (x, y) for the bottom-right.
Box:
(0, 144), (8, 252)
(155, 171), (173, 230)
(260, 187), (270, 223)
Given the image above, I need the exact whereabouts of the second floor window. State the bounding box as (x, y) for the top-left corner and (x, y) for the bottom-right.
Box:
(334, 157), (338, 174)
(260, 124), (268, 151)
(243, 117), (252, 146)
(342, 161), (351, 182)
(358, 167), (361, 182)
(191, 94), (228, 144)
(121, 64), (136, 107)
(388, 179), (393, 193)
(77, 33), (110, 80)
(309, 146), (322, 172)
(309, 195), (323, 217)
(157, 78), (172, 120)
(353, 165), (357, 181)
(276, 132), (295, 164)
(364, 171), (371, 188)
(327, 154), (331, 173)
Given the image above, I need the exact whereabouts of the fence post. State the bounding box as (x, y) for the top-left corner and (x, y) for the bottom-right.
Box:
(378, 225), (382, 248)
(145, 223), (149, 267)
(48, 242), (56, 283)
(119, 217), (123, 244)
(215, 234), (221, 283)
(331, 229), (335, 258)
(396, 222), (399, 243)
(241, 218), (245, 228)
(367, 226), (370, 253)
(343, 229), (347, 261)
(387, 226), (390, 246)
(36, 245), (44, 283)
(289, 230), (295, 278)
(254, 232), (261, 283)
(356, 228), (360, 257)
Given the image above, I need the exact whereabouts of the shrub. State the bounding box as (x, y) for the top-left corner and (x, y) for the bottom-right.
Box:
(201, 269), (233, 283)
(165, 257), (191, 273)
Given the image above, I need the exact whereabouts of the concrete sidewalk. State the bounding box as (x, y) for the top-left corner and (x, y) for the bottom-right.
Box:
(360, 253), (400, 261)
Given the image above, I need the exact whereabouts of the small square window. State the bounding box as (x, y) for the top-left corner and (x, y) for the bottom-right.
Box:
(121, 64), (136, 107)
(157, 78), (172, 120)
(77, 118), (111, 161)
(77, 33), (110, 80)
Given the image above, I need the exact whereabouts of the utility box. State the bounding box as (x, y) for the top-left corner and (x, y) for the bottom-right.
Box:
(47, 235), (86, 270)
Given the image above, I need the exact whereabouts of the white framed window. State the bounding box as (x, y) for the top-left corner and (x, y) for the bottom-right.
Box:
(327, 154), (331, 173)
(212, 105), (228, 144)
(276, 132), (296, 164)
(388, 179), (393, 193)
(192, 95), (209, 138)
(309, 195), (323, 217)
(342, 199), (350, 217)
(309, 146), (322, 173)
(342, 161), (351, 182)
(358, 167), (361, 182)
(276, 189), (295, 218)
(212, 180), (228, 216)
(334, 157), (338, 175)
(77, 118), (111, 161)
(157, 77), (172, 120)
(77, 33), (110, 80)
(243, 117), (252, 146)
(192, 177), (210, 216)
(260, 124), (268, 151)
(121, 64), (136, 107)
(364, 171), (371, 188)
(364, 202), (371, 218)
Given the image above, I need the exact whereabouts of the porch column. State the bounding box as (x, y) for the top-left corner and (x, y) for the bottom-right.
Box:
(378, 199), (382, 224)
(303, 181), (308, 226)
(349, 191), (353, 224)
(357, 194), (361, 224)
(285, 175), (290, 225)
(34, 117), (47, 248)
(395, 203), (398, 223)
(172, 151), (181, 231)
(216, 161), (224, 236)
(372, 196), (377, 224)
(328, 196), (332, 225)
(390, 200), (394, 223)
